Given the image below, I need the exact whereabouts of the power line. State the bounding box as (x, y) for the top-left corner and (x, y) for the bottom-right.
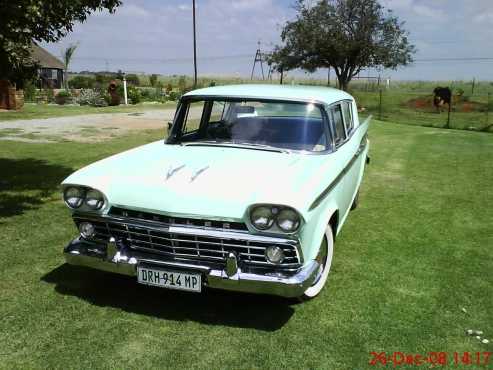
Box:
(414, 57), (493, 62)
(73, 54), (252, 63)
(72, 55), (493, 64)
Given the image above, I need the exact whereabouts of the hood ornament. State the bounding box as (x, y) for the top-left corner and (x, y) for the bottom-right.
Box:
(166, 164), (185, 180)
(190, 165), (210, 182)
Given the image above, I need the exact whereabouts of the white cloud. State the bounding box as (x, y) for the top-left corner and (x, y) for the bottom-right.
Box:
(474, 12), (493, 24)
(178, 4), (192, 11)
(412, 4), (447, 21)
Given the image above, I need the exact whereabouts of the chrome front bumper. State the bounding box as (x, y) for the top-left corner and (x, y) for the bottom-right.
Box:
(64, 238), (320, 298)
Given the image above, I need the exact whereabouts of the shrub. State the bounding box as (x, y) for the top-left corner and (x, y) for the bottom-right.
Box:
(126, 74), (140, 86)
(77, 89), (108, 107)
(94, 74), (113, 88)
(168, 91), (181, 101)
(149, 74), (158, 87)
(126, 86), (141, 104)
(166, 83), (173, 94)
(45, 88), (55, 103)
(178, 76), (187, 94)
(23, 80), (37, 102)
(68, 75), (95, 89)
(56, 90), (71, 98)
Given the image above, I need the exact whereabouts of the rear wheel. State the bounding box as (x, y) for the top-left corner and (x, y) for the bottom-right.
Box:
(300, 225), (334, 300)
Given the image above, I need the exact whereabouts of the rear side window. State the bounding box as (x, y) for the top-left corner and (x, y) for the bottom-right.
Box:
(342, 101), (353, 133)
(331, 104), (346, 145)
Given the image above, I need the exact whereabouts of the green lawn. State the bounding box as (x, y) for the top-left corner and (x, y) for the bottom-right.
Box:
(0, 122), (492, 369)
(0, 102), (177, 122)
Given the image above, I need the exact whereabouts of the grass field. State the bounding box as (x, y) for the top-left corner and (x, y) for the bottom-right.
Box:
(0, 121), (492, 369)
(0, 102), (176, 122)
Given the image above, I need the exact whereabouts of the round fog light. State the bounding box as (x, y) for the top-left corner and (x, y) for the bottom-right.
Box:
(265, 246), (285, 264)
(79, 222), (95, 239)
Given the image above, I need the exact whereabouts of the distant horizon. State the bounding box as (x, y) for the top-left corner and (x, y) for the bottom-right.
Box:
(66, 70), (491, 83)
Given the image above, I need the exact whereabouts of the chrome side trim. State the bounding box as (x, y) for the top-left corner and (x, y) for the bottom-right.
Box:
(309, 135), (368, 211)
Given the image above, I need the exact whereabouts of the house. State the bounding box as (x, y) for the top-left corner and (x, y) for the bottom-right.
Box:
(30, 44), (65, 89)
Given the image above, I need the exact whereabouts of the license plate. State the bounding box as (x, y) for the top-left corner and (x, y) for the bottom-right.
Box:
(137, 266), (201, 292)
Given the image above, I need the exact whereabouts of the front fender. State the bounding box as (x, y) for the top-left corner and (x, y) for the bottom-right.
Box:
(299, 198), (339, 263)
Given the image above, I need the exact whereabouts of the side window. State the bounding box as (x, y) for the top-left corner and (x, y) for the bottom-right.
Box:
(182, 101), (204, 135)
(331, 104), (346, 146)
(342, 101), (353, 133)
(209, 101), (226, 123)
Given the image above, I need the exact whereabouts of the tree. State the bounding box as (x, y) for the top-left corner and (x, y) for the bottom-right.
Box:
(272, 0), (415, 90)
(62, 43), (78, 89)
(149, 74), (159, 87)
(266, 45), (302, 85)
(0, 0), (121, 86)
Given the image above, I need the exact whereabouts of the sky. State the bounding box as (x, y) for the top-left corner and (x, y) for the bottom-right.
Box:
(41, 0), (493, 81)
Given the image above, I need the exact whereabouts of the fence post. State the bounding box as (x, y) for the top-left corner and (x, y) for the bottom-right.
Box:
(471, 78), (475, 95)
(378, 89), (383, 120)
(446, 98), (451, 129)
(487, 92), (490, 127)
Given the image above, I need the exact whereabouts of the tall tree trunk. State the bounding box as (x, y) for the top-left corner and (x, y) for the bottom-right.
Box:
(338, 75), (350, 91)
(280, 68), (284, 85)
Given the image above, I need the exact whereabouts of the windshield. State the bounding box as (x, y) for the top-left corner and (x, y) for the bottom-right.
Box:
(168, 99), (329, 152)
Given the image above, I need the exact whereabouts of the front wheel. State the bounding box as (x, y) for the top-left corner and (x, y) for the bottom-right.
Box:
(300, 225), (334, 300)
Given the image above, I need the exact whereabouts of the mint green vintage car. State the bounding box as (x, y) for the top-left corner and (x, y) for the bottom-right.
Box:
(62, 84), (370, 300)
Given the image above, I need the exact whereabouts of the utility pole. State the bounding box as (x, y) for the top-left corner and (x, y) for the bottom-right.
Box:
(192, 0), (198, 88)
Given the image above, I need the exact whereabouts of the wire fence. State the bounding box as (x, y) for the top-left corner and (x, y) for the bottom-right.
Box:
(352, 89), (492, 133)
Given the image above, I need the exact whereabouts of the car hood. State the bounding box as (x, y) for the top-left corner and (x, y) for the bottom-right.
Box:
(62, 141), (328, 220)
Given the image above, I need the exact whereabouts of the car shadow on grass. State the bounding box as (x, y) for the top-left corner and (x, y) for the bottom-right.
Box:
(0, 158), (72, 219)
(42, 264), (295, 331)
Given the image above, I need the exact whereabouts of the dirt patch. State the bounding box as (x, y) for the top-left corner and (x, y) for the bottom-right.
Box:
(405, 96), (487, 113)
(0, 107), (202, 143)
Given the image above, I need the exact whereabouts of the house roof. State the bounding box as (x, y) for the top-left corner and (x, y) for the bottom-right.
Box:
(30, 44), (64, 70)
(184, 84), (354, 105)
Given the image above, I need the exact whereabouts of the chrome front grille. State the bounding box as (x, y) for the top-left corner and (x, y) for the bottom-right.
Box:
(109, 207), (248, 231)
(73, 215), (301, 270)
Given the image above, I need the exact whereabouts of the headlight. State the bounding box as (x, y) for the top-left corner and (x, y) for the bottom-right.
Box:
(250, 206), (275, 230)
(276, 208), (301, 232)
(85, 189), (105, 210)
(64, 187), (85, 208)
(265, 246), (285, 264)
(79, 222), (95, 238)
(249, 205), (302, 233)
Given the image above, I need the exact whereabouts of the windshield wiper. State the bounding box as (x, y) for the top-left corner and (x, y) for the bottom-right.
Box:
(182, 141), (290, 154)
(231, 141), (290, 154)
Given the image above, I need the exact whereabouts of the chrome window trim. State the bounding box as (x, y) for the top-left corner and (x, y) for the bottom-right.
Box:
(167, 96), (336, 155)
(325, 99), (357, 151)
(308, 122), (369, 211)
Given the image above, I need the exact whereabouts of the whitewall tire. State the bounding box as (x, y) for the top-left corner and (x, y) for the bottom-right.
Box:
(300, 225), (334, 300)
